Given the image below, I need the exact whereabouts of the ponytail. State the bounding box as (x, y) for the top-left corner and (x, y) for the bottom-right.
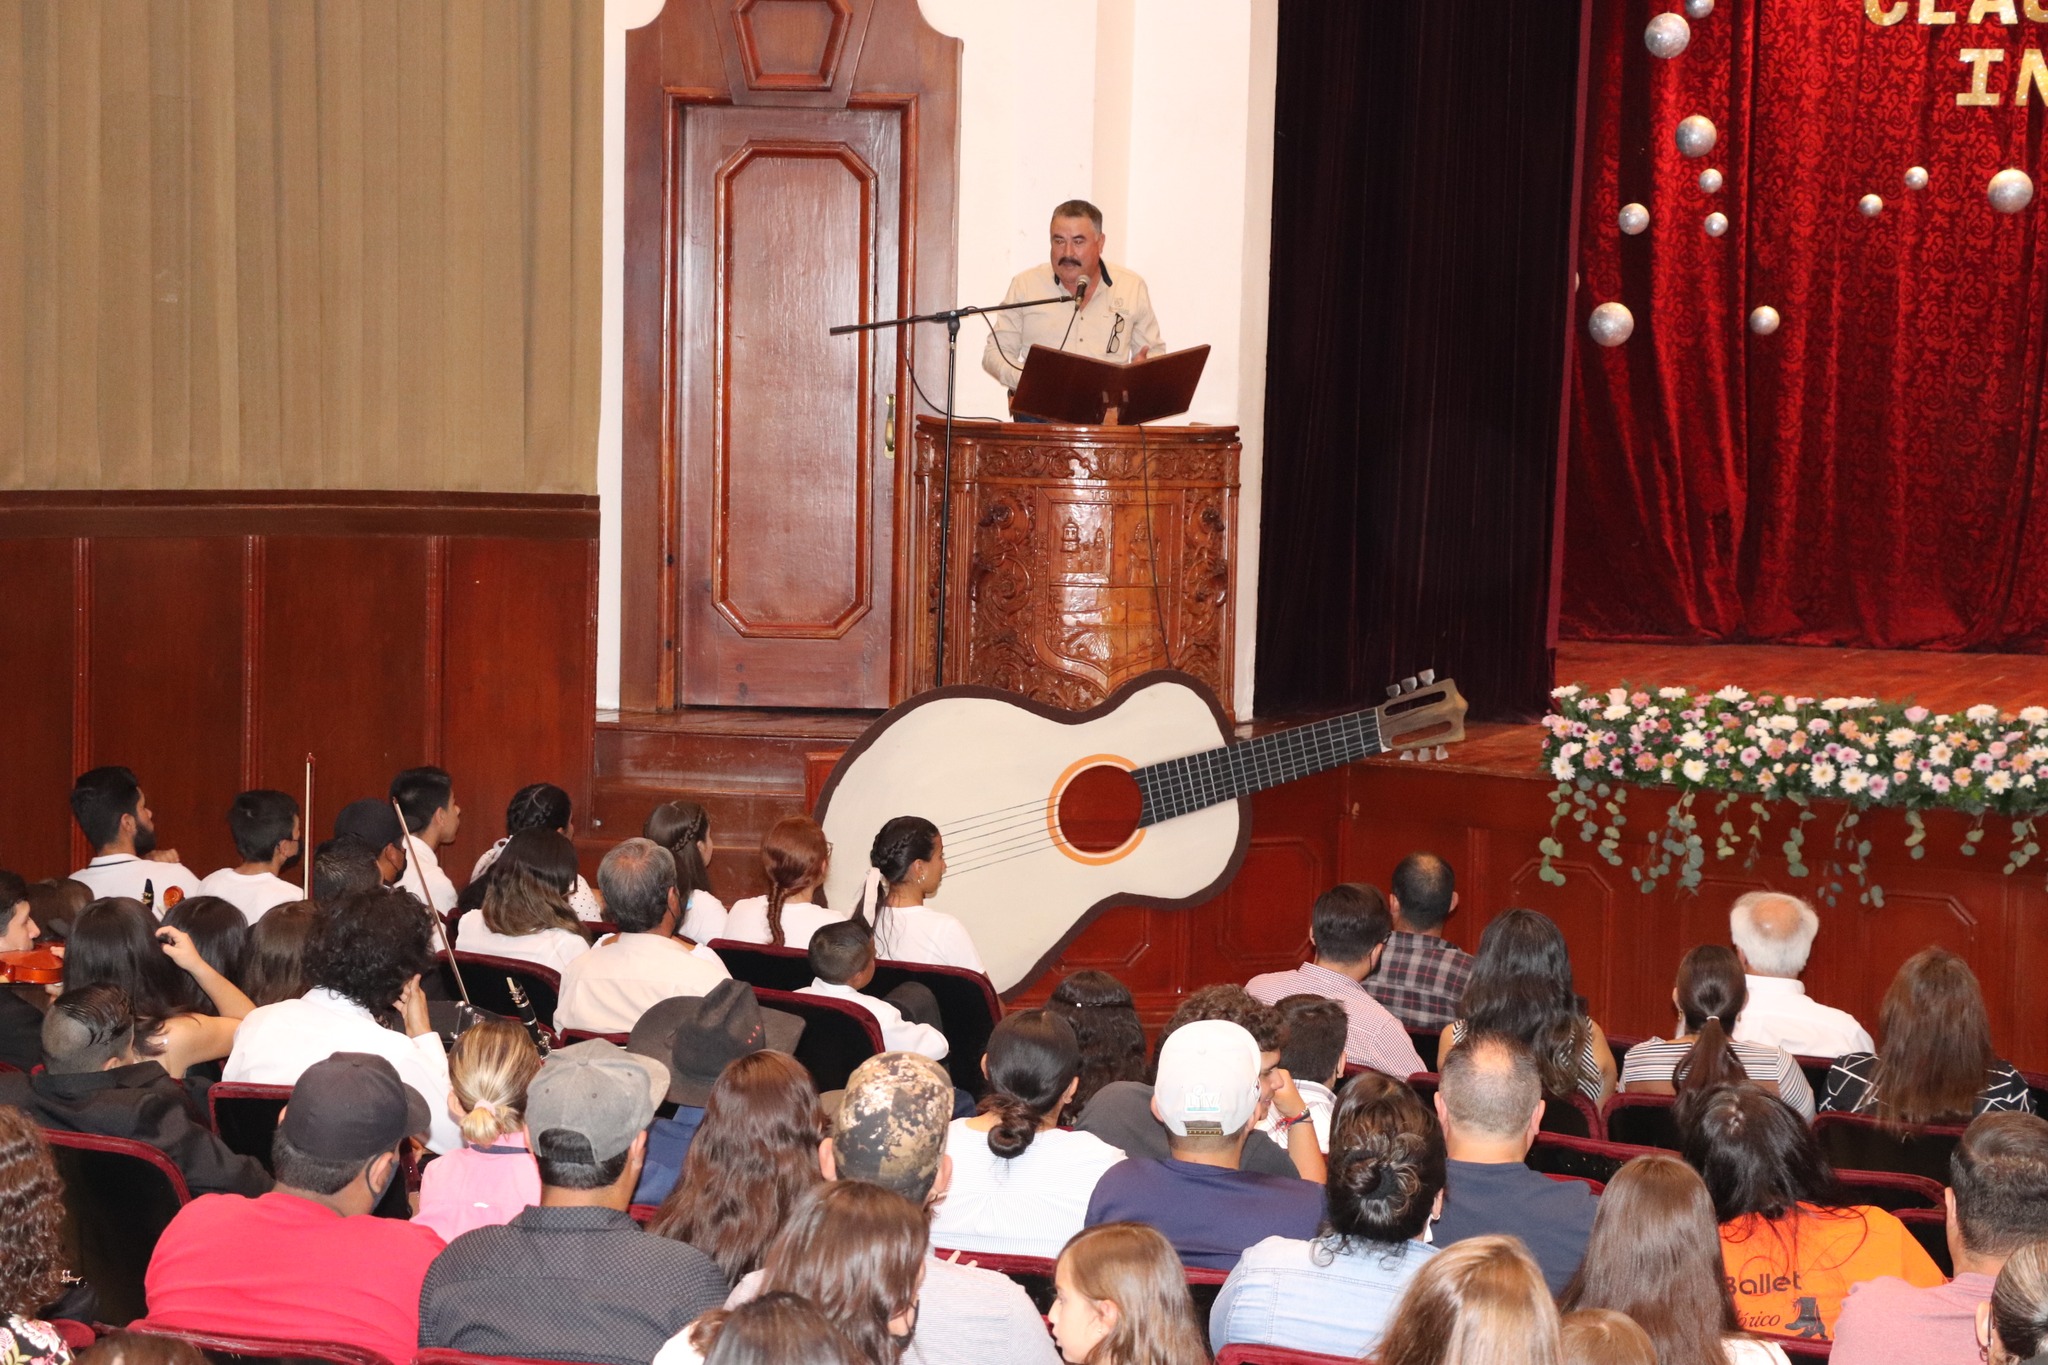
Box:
(978, 1009), (1079, 1161)
(767, 884), (788, 949)
(759, 817), (830, 951)
(1673, 1015), (1746, 1098)
(981, 1093), (1043, 1159)
(448, 1018), (542, 1149)
(863, 815), (939, 957)
(644, 801), (713, 908)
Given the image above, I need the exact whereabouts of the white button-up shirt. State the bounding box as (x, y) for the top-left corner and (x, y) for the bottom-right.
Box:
(1731, 974), (1875, 1058)
(395, 840), (459, 914)
(980, 261), (1163, 391)
(224, 986), (460, 1153)
(553, 932), (732, 1036)
(69, 854), (205, 913)
(798, 979), (950, 1061)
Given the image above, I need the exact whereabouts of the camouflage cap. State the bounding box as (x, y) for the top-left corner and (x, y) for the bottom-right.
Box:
(831, 1051), (953, 1203)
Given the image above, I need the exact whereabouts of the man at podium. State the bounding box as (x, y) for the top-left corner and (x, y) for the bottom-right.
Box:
(981, 198), (1162, 395)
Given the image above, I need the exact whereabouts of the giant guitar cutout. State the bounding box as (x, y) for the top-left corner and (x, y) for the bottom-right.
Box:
(815, 669), (1467, 995)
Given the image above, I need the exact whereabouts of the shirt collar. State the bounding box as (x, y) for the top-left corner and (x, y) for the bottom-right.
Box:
(88, 855), (140, 867)
(305, 987), (379, 1021)
(1743, 975), (1809, 999)
(1296, 961), (1370, 995)
(510, 1204), (639, 1230)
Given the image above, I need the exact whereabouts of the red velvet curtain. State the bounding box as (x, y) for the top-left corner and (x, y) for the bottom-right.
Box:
(1563, 0), (2048, 649)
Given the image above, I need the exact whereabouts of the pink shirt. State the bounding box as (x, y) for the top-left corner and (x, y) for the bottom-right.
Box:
(1830, 1272), (1995, 1365)
(1246, 961), (1427, 1078)
(413, 1134), (542, 1243)
(140, 1190), (444, 1365)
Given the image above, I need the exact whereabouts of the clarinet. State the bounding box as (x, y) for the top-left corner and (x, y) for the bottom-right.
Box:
(504, 977), (552, 1056)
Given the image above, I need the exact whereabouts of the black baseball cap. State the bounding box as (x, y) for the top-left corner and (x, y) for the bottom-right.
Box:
(628, 980), (805, 1107)
(281, 1053), (432, 1162)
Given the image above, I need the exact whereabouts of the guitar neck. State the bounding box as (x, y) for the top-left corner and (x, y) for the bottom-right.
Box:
(1132, 708), (1385, 826)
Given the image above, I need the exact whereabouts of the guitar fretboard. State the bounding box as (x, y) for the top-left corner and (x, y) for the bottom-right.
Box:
(1132, 707), (1385, 826)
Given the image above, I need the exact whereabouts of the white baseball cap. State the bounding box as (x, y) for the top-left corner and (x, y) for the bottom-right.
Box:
(1152, 1019), (1262, 1138)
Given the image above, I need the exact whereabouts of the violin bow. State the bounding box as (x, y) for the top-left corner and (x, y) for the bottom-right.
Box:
(302, 753), (316, 891)
(392, 797), (474, 1011)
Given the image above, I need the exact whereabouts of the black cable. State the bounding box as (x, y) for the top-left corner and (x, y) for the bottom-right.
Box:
(1136, 422), (1176, 671)
(906, 361), (1006, 425)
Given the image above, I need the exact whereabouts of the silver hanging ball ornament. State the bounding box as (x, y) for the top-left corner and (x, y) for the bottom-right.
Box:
(1588, 302), (1636, 348)
(1675, 115), (1719, 159)
(1699, 167), (1724, 194)
(1748, 305), (1781, 336)
(1645, 13), (1692, 58)
(1859, 194), (1884, 217)
(1989, 168), (2036, 215)
(1704, 211), (1729, 237)
(1618, 203), (1650, 235)
(1904, 165), (1929, 191)
(1684, 0), (1715, 15)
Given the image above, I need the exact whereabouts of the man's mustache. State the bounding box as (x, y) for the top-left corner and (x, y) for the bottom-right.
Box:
(1059, 257), (1082, 266)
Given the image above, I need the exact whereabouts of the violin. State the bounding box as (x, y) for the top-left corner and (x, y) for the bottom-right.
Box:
(0, 946), (63, 985)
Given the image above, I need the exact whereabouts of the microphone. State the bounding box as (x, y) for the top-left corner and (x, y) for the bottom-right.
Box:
(1073, 273), (1090, 302)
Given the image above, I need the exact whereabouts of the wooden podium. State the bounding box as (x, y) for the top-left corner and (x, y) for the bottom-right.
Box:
(906, 415), (1241, 712)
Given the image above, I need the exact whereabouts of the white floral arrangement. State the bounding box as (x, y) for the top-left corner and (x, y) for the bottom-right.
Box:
(1537, 684), (2048, 905)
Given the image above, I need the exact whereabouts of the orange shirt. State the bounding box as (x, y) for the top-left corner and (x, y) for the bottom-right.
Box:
(1719, 1202), (1944, 1340)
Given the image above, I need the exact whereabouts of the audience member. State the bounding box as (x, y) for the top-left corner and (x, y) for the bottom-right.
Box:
(800, 921), (950, 1061)
(931, 1009), (1125, 1257)
(661, 1181), (931, 1365)
(391, 766), (462, 913)
(309, 836), (384, 910)
(1246, 883), (1426, 1078)
(1075, 985), (1311, 1179)
(333, 799), (411, 886)
(851, 815), (985, 973)
(25, 877), (92, 944)
(1212, 1071), (1444, 1358)
(239, 902), (317, 1006)
(196, 790), (304, 923)
(158, 897), (250, 991)
(1823, 947), (2033, 1124)
(0, 872), (46, 1072)
(1619, 944), (1814, 1119)
(1046, 970), (1148, 1122)
(1430, 1030), (1599, 1296)
(1833, 1113), (2048, 1365)
(471, 782), (603, 922)
(1728, 892), (1874, 1056)
(1050, 1222), (1210, 1365)
(1563, 1153), (1790, 1365)
(136, 1053), (444, 1363)
(1443, 907), (1617, 1106)
(67, 767), (203, 909)
(1559, 1309), (1658, 1365)
(74, 1333), (205, 1365)
(1374, 1235), (1563, 1365)
(62, 903), (251, 1078)
(630, 983), (807, 1208)
(418, 1040), (728, 1362)
(722, 816), (849, 949)
(413, 1018), (544, 1242)
(1085, 1019), (1322, 1269)
(645, 800), (724, 944)
(0, 1105), (76, 1365)
(1375, 851), (1475, 1033)
(224, 889), (460, 1152)
(693, 1292), (861, 1365)
(453, 829), (592, 973)
(1981, 1240), (2048, 1364)
(1254, 994), (1346, 1152)
(0, 986), (268, 1197)
(648, 1046), (824, 1279)
(554, 840), (730, 1035)
(1684, 1083), (1942, 1337)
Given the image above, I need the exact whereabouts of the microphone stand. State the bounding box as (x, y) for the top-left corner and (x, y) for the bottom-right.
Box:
(831, 293), (1068, 686)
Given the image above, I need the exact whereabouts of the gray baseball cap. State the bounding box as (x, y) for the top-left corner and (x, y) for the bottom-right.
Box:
(525, 1039), (670, 1163)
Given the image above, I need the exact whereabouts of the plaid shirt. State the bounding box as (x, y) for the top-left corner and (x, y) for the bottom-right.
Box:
(1366, 931), (1474, 1033)
(1245, 961), (1426, 1079)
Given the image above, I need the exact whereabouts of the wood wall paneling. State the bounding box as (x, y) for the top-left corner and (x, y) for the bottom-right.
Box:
(0, 540), (79, 875)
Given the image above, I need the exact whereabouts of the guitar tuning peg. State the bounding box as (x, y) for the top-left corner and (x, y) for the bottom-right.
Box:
(1401, 675), (1419, 693)
(1419, 669), (1436, 685)
(1415, 747), (1433, 763)
(1398, 749), (1415, 761)
(1435, 745), (1449, 761)
(1386, 684), (1403, 699)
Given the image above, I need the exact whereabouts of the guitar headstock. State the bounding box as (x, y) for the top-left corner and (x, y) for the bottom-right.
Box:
(1377, 671), (1468, 756)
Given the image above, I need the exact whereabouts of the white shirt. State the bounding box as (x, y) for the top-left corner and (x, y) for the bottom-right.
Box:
(1725, 1338), (1791, 1365)
(1255, 1077), (1336, 1153)
(930, 1118), (1125, 1258)
(224, 986), (460, 1153)
(799, 979), (949, 1060)
(452, 913), (590, 976)
(678, 890), (727, 946)
(722, 896), (850, 950)
(1731, 975), (1875, 1058)
(553, 932), (732, 1035)
(875, 905), (985, 974)
(395, 840), (459, 913)
(69, 854), (204, 913)
(196, 868), (305, 923)
(470, 838), (604, 922)
(980, 261), (1164, 391)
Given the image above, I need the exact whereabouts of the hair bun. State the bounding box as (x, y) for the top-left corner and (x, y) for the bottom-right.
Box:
(984, 1094), (1040, 1160)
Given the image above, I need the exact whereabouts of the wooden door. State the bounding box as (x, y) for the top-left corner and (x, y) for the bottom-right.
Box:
(675, 106), (901, 708)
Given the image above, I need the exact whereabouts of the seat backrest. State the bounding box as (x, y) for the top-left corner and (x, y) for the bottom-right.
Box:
(444, 952), (563, 1031)
(1538, 1090), (1601, 1139)
(125, 1326), (397, 1365)
(556, 1029), (630, 1045)
(708, 940), (815, 992)
(1813, 1112), (1967, 1183)
(934, 1249), (1058, 1314)
(1604, 1033), (1645, 1070)
(864, 959), (1003, 1096)
(1215, 1346), (1362, 1365)
(1897, 1207), (1954, 1276)
(752, 987), (885, 1092)
(1794, 1055), (1835, 1100)
(1406, 1029), (1440, 1072)
(1526, 1132), (1657, 1186)
(1754, 1333), (1832, 1360)
(2021, 1068), (2048, 1121)
(1601, 1093), (1682, 1150)
(414, 1350), (593, 1365)
(1406, 1072), (1439, 1106)
(1834, 1168), (1944, 1212)
(43, 1130), (192, 1325)
(206, 1081), (410, 1218)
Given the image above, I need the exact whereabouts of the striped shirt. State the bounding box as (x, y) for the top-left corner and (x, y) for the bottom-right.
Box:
(1820, 1053), (2035, 1119)
(1618, 1035), (1815, 1119)
(1246, 961), (1427, 1078)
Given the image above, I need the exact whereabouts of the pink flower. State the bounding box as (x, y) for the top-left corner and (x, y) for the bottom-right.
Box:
(1868, 777), (1890, 798)
(1630, 691), (1650, 707)
(1931, 774), (1952, 793)
(1905, 706), (1930, 723)
(1740, 746), (1762, 766)
(1973, 753), (1995, 773)
(1990, 741), (2010, 758)
(1635, 753), (1659, 771)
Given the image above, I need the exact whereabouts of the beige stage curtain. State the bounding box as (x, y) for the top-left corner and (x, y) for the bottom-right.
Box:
(0, 0), (601, 493)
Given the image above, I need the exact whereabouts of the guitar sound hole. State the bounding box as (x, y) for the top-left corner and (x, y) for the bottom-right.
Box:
(1057, 765), (1143, 854)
